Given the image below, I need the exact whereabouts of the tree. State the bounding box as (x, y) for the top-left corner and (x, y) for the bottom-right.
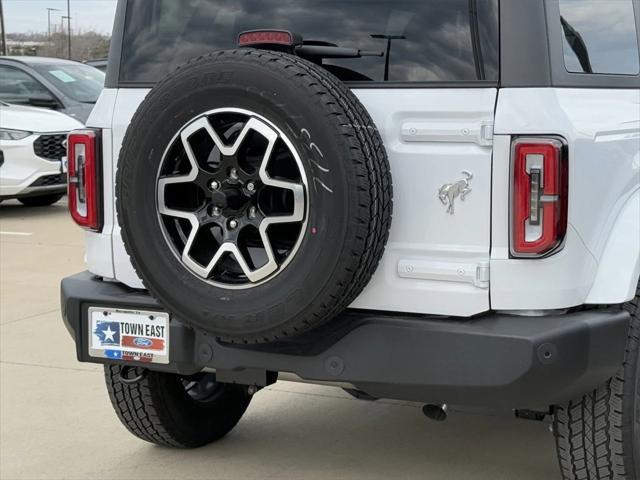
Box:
(6, 31), (110, 61)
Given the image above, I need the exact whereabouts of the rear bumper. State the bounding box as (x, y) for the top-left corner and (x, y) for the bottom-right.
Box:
(61, 271), (630, 408)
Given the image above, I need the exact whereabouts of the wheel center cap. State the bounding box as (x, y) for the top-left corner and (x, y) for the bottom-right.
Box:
(221, 184), (249, 212)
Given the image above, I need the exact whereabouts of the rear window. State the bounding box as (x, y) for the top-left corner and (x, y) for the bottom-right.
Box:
(119, 0), (499, 84)
(559, 0), (640, 75)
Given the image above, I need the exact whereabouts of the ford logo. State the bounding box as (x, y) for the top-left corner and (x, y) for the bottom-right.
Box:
(133, 337), (153, 347)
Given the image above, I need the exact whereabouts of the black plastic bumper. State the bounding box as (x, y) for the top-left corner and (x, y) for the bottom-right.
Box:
(61, 271), (630, 408)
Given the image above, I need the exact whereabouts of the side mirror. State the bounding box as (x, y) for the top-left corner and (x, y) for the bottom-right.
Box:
(28, 94), (59, 109)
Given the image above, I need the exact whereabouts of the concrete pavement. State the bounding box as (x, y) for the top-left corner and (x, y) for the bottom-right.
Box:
(0, 199), (560, 480)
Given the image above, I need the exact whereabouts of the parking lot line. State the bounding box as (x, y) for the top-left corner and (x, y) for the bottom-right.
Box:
(0, 231), (33, 236)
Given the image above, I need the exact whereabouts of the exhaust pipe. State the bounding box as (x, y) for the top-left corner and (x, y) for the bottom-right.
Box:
(422, 403), (448, 421)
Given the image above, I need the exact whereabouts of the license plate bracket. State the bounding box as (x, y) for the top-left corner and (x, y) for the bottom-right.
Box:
(87, 307), (170, 364)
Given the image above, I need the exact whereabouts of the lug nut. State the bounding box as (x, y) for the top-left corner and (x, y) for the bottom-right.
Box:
(228, 218), (238, 230)
(246, 182), (255, 192)
(210, 180), (220, 190)
(248, 207), (257, 219)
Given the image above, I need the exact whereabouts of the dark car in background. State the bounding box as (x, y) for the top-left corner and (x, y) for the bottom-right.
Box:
(84, 58), (108, 72)
(0, 57), (105, 124)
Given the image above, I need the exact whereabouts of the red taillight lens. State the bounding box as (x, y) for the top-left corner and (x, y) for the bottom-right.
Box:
(511, 137), (568, 257)
(67, 129), (101, 231)
(238, 30), (296, 47)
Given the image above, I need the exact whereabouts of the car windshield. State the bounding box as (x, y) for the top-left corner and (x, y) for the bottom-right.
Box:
(30, 63), (105, 103)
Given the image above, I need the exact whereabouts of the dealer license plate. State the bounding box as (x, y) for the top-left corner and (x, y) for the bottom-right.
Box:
(88, 307), (169, 364)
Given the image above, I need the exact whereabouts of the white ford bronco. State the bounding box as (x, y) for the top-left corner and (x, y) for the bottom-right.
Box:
(61, 1), (640, 478)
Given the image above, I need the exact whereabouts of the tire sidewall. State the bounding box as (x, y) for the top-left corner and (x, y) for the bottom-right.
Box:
(118, 57), (365, 337)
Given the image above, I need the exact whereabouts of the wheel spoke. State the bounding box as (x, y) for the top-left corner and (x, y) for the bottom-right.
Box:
(191, 241), (277, 282)
(157, 120), (201, 218)
(188, 116), (279, 158)
(257, 126), (305, 223)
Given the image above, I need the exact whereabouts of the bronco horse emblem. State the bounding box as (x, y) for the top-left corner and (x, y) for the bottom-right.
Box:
(438, 170), (473, 215)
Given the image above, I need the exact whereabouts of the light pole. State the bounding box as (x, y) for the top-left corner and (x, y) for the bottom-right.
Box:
(62, 15), (71, 58)
(47, 8), (60, 43)
(66, 0), (71, 59)
(0, 0), (6, 56)
(370, 34), (406, 81)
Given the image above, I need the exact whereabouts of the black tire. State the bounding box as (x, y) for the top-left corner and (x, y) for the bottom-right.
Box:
(116, 49), (392, 343)
(554, 285), (639, 480)
(18, 193), (64, 207)
(104, 365), (252, 448)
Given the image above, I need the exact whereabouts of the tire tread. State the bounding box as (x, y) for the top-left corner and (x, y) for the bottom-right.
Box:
(554, 284), (639, 480)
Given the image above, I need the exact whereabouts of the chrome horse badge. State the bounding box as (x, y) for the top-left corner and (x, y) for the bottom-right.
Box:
(438, 171), (473, 215)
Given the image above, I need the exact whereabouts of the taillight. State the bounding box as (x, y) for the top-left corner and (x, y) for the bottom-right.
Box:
(67, 129), (101, 231)
(511, 137), (568, 257)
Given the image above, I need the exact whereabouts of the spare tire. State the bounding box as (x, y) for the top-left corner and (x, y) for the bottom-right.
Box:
(116, 49), (392, 343)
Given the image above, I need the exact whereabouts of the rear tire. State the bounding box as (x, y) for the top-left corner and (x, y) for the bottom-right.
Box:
(104, 366), (252, 448)
(554, 285), (639, 479)
(18, 193), (64, 207)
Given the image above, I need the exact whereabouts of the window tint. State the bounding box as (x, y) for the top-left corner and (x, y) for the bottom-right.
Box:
(30, 63), (105, 103)
(559, 0), (640, 75)
(0, 66), (51, 104)
(120, 0), (499, 84)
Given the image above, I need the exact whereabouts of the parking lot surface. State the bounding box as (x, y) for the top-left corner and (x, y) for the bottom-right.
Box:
(1, 199), (559, 480)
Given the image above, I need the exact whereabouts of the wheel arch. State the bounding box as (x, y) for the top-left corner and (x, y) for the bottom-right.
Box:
(586, 189), (640, 305)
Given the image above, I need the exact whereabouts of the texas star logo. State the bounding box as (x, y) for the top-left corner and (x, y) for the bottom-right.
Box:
(438, 170), (473, 215)
(94, 321), (120, 346)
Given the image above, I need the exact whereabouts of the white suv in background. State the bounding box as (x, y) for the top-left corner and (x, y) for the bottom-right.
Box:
(0, 102), (82, 206)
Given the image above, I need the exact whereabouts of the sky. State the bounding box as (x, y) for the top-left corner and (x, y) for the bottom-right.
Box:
(3, 0), (118, 34)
